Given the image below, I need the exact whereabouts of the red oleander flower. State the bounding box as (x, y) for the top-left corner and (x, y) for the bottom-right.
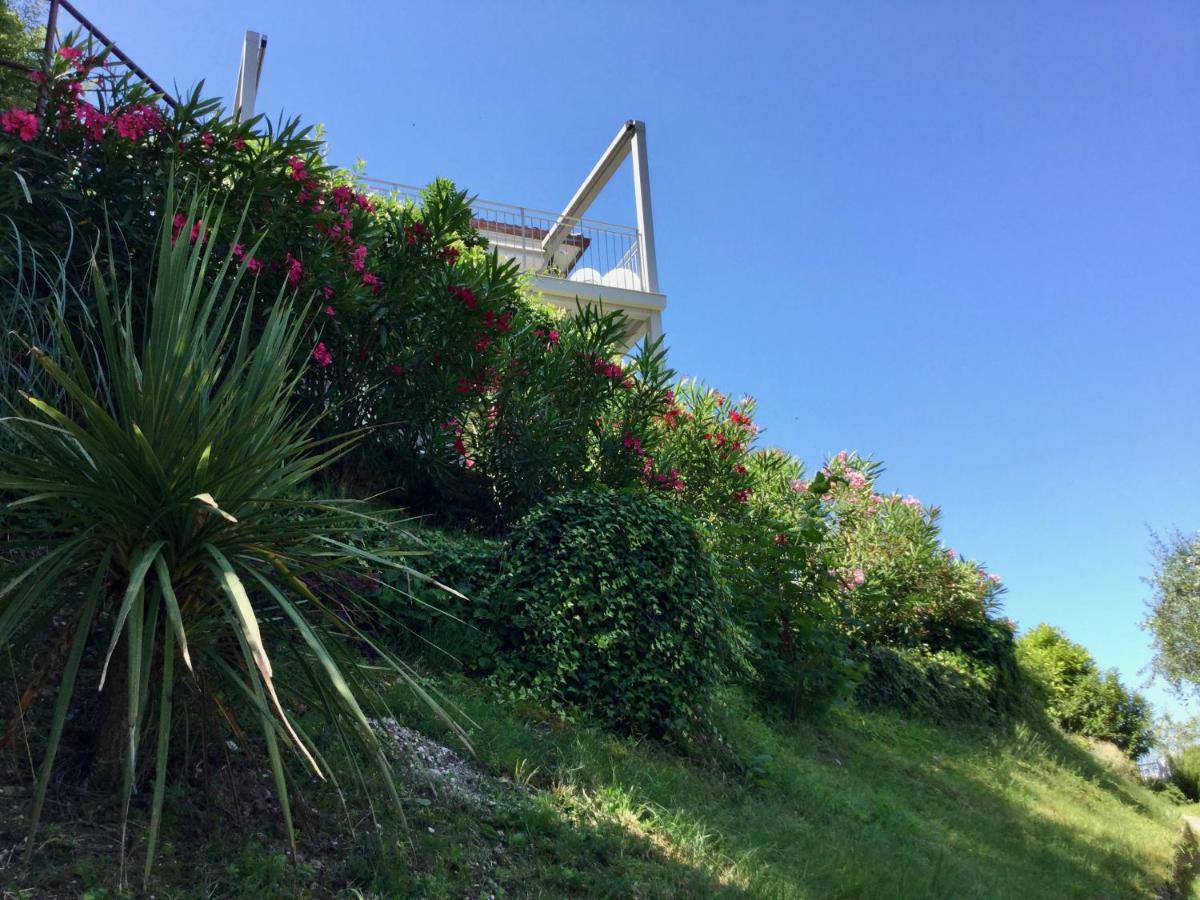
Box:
(450, 285), (477, 310)
(312, 342), (333, 367)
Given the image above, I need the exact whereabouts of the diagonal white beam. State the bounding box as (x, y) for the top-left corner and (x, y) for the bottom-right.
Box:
(541, 120), (637, 260)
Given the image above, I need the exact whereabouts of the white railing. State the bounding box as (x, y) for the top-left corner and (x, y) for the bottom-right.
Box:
(359, 177), (647, 293)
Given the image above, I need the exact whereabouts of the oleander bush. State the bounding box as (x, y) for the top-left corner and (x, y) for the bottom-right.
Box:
(492, 490), (735, 739)
(813, 451), (1008, 650)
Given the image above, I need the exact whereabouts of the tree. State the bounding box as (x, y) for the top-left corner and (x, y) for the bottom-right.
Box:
(1145, 530), (1200, 697)
(0, 1), (44, 109)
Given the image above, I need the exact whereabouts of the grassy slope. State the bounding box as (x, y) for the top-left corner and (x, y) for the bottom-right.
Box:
(357, 679), (1187, 899)
(7, 684), (1189, 898)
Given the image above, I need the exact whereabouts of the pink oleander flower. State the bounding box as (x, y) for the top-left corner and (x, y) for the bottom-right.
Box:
(57, 46), (82, 62)
(233, 136), (246, 152)
(0, 107), (38, 141)
(852, 568), (866, 586)
(362, 272), (380, 292)
(285, 253), (303, 286)
(110, 103), (161, 142)
(988, 573), (1002, 585)
(349, 243), (368, 272)
(74, 102), (107, 140)
(311, 342), (333, 367)
(848, 472), (868, 489)
(170, 212), (187, 244)
(790, 479), (808, 493)
(324, 306), (337, 317)
(322, 285), (334, 300)
(246, 256), (263, 274)
(945, 548), (956, 560)
(902, 495), (922, 510)
(200, 131), (214, 148)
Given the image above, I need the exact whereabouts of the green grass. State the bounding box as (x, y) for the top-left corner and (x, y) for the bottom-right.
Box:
(8, 677), (1193, 898)
(370, 680), (1189, 899)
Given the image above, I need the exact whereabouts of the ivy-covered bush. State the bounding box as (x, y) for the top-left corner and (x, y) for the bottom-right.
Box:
(493, 490), (734, 739)
(1017, 623), (1153, 757)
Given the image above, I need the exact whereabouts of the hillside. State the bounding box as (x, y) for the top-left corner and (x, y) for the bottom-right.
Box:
(9, 681), (1192, 899)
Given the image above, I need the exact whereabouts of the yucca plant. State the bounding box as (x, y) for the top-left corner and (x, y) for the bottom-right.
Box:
(0, 194), (460, 885)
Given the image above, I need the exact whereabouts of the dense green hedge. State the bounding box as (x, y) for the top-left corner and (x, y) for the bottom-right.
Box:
(493, 490), (735, 739)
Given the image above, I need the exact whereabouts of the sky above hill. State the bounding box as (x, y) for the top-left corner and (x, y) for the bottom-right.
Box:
(88, 1), (1199, 714)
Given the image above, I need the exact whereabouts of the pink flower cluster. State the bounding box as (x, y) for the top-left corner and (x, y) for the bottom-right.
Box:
(112, 104), (162, 141)
(1, 107), (38, 141)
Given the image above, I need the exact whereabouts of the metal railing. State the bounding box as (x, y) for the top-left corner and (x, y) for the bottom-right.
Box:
(0, 0), (176, 111)
(360, 177), (648, 293)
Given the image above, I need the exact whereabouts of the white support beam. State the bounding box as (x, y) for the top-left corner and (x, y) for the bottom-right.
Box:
(630, 120), (659, 295)
(233, 30), (267, 121)
(541, 120), (636, 260)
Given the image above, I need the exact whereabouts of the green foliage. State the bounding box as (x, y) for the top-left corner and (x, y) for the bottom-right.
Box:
(1018, 624), (1153, 757)
(0, 199), (461, 881)
(856, 631), (1025, 724)
(1168, 745), (1200, 802)
(816, 452), (1007, 649)
(459, 304), (675, 525)
(636, 382), (860, 715)
(1145, 529), (1200, 697)
(0, 1), (41, 109)
(494, 490), (734, 739)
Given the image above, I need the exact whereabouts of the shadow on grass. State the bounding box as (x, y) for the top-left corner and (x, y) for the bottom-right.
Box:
(393, 680), (1180, 900)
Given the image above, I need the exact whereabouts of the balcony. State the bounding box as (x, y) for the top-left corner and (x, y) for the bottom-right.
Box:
(359, 178), (665, 346)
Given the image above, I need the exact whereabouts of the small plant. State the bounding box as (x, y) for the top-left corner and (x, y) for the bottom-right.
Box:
(0, 196), (461, 884)
(494, 490), (734, 740)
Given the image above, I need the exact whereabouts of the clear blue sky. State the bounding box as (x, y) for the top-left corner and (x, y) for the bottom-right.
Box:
(90, 1), (1199, 714)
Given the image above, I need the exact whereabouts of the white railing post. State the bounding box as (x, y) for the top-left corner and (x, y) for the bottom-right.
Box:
(630, 120), (659, 295)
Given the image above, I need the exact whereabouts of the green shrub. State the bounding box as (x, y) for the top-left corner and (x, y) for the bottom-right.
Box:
(1169, 745), (1200, 801)
(815, 452), (1006, 649)
(1017, 624), (1153, 757)
(633, 382), (859, 715)
(494, 490), (734, 739)
(856, 643), (1020, 723)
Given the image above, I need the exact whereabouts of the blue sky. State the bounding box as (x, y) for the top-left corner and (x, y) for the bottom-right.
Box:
(91, 1), (1199, 713)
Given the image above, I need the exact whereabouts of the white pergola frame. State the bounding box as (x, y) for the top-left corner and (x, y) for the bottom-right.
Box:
(543, 120), (660, 296)
(233, 30), (267, 121)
